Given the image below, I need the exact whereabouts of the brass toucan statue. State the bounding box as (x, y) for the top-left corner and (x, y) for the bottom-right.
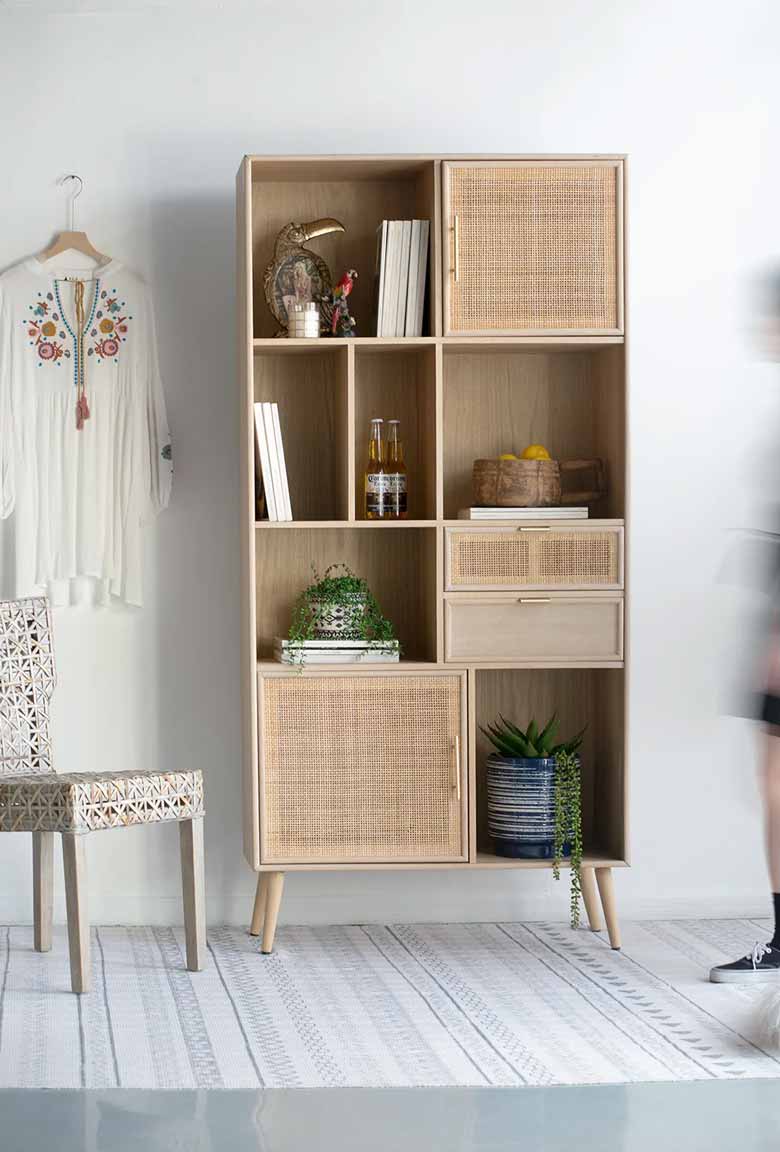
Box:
(264, 217), (346, 336)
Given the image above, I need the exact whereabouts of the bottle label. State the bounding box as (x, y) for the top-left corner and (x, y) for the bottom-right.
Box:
(366, 472), (390, 516)
(387, 473), (407, 515)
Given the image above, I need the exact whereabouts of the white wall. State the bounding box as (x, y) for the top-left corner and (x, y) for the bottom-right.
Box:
(0, 0), (778, 927)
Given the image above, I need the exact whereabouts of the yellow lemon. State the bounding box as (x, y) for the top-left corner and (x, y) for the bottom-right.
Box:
(521, 444), (552, 461)
(498, 453), (518, 460)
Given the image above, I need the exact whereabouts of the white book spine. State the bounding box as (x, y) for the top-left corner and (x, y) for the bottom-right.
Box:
(415, 220), (429, 337)
(262, 403), (284, 522)
(254, 402), (278, 520)
(384, 222), (401, 337)
(396, 220), (412, 338)
(270, 403), (292, 520)
(375, 221), (388, 337)
(404, 221), (420, 336)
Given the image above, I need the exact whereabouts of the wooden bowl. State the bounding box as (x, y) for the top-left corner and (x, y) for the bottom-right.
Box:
(473, 458), (561, 508)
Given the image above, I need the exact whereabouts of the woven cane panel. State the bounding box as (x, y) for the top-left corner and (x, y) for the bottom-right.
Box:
(448, 165), (618, 332)
(448, 531), (620, 588)
(262, 676), (462, 862)
(0, 598), (55, 777)
(0, 769), (204, 833)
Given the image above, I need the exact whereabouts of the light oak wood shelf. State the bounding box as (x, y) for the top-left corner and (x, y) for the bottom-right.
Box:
(238, 155), (628, 949)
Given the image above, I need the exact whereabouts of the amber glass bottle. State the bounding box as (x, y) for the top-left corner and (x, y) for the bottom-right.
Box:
(364, 418), (388, 519)
(386, 419), (408, 519)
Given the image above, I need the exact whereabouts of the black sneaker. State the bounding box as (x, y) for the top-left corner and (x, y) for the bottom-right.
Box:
(710, 942), (780, 983)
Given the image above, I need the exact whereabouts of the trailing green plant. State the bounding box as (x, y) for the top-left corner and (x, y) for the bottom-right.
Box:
(287, 564), (397, 667)
(480, 713), (585, 760)
(553, 750), (583, 929)
(481, 712), (584, 929)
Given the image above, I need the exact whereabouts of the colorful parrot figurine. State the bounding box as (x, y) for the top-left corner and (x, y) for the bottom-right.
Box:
(329, 269), (358, 335)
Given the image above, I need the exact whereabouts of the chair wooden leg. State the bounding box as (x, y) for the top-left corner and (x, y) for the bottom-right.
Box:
(179, 817), (206, 972)
(62, 833), (90, 993)
(33, 831), (54, 953)
(261, 872), (284, 955)
(249, 873), (268, 937)
(579, 866), (603, 933)
(595, 866), (621, 950)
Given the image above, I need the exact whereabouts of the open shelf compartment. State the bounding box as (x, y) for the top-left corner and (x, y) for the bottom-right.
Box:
(354, 344), (437, 520)
(250, 158), (437, 340)
(472, 668), (626, 865)
(254, 346), (348, 522)
(443, 345), (625, 519)
(255, 526), (438, 663)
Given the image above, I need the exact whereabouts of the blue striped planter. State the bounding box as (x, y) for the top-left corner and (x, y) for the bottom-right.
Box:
(486, 754), (572, 859)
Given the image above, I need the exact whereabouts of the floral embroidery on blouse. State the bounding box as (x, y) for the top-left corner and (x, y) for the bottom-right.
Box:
(24, 284), (133, 369)
(88, 288), (132, 363)
(24, 290), (70, 366)
(161, 443), (172, 461)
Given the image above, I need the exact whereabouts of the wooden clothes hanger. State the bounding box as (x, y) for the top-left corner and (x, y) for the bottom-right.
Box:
(37, 174), (111, 266)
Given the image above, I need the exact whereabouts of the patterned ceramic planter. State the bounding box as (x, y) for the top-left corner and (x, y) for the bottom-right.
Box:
(486, 754), (572, 859)
(309, 593), (367, 640)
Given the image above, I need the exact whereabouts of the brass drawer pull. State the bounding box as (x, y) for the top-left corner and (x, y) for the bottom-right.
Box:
(518, 597), (552, 604)
(453, 214), (460, 282)
(517, 526), (551, 532)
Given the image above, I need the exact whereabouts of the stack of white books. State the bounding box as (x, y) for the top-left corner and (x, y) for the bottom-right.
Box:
(459, 507), (589, 520)
(375, 220), (429, 336)
(274, 638), (400, 665)
(254, 402), (292, 521)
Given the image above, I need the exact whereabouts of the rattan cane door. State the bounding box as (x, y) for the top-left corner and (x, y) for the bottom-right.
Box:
(259, 672), (467, 864)
(442, 160), (623, 336)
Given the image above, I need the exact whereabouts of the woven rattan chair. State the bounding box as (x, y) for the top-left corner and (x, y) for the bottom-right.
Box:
(0, 597), (205, 993)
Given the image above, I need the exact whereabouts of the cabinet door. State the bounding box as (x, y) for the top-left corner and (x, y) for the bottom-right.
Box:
(442, 160), (623, 336)
(259, 673), (467, 864)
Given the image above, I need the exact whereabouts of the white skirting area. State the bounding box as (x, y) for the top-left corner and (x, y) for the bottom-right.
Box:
(0, 919), (778, 1089)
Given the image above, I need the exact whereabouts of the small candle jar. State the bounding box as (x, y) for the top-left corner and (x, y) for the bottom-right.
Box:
(289, 302), (320, 339)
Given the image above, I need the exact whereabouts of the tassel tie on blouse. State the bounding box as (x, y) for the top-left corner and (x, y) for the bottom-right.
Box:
(74, 279), (90, 431)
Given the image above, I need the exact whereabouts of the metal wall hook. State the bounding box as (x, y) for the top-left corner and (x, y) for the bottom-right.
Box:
(58, 174), (84, 231)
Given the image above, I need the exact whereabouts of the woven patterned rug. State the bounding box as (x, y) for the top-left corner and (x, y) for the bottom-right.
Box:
(1, 919), (779, 1088)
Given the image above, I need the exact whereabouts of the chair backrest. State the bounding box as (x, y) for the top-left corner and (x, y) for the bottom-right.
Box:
(0, 598), (55, 776)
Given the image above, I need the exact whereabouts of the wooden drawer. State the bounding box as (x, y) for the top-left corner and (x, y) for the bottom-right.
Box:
(259, 671), (467, 864)
(444, 594), (623, 664)
(442, 160), (623, 336)
(445, 525), (624, 591)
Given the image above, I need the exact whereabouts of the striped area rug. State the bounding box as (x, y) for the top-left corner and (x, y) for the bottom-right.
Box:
(0, 920), (778, 1088)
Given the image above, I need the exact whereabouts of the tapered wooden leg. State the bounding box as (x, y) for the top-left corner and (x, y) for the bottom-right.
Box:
(62, 833), (90, 993)
(595, 866), (621, 949)
(33, 831), (54, 953)
(179, 817), (206, 972)
(261, 872), (284, 954)
(249, 873), (269, 937)
(579, 866), (603, 933)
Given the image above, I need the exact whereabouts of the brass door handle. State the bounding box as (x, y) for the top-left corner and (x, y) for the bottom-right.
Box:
(453, 214), (460, 282)
(451, 735), (461, 801)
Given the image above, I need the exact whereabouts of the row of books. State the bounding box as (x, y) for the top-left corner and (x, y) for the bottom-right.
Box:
(254, 402), (292, 521)
(374, 220), (429, 337)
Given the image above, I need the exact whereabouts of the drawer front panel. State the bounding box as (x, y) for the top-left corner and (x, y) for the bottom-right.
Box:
(443, 161), (622, 335)
(445, 596), (623, 663)
(260, 674), (465, 864)
(446, 526), (623, 591)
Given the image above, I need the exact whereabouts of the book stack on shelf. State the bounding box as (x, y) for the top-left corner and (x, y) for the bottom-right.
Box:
(254, 402), (292, 521)
(459, 507), (589, 521)
(374, 220), (429, 336)
(273, 639), (401, 665)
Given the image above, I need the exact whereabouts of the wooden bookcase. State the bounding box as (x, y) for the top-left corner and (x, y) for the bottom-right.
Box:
(237, 155), (627, 953)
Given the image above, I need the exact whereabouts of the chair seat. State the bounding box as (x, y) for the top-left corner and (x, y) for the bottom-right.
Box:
(0, 769), (204, 833)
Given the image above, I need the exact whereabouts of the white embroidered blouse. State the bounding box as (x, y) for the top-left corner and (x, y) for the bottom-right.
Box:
(0, 257), (172, 606)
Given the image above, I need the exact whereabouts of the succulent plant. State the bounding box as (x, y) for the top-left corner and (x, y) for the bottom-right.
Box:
(480, 712), (585, 760)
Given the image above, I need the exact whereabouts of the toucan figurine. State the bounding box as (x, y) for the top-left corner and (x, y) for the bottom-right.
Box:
(263, 218), (345, 336)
